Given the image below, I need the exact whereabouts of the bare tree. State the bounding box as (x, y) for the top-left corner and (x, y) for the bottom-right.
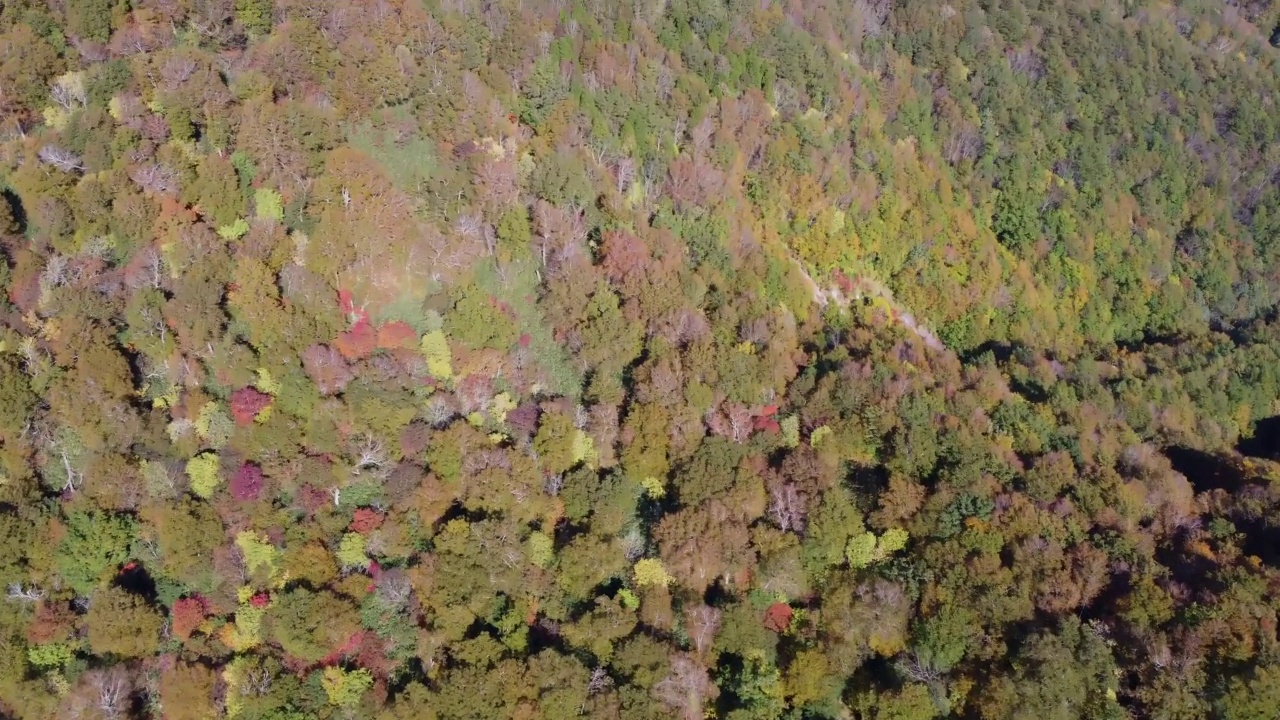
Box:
(130, 163), (179, 194)
(706, 401), (753, 443)
(652, 307), (710, 347)
(47, 436), (85, 494)
(614, 155), (635, 195)
(242, 664), (273, 696)
(375, 569), (414, 608)
(423, 394), (458, 428)
(586, 666), (613, 695)
(125, 247), (165, 290)
(652, 654), (717, 720)
(50, 79), (87, 110)
(38, 145), (84, 172)
(350, 435), (389, 477)
(853, 0), (891, 39)
(1006, 46), (1044, 80)
(39, 254), (70, 295)
(544, 474), (564, 496)
(6, 583), (44, 602)
(300, 344), (353, 395)
(91, 667), (132, 719)
(768, 482), (807, 533)
(683, 605), (722, 657)
(943, 126), (983, 166)
(533, 200), (587, 275)
(159, 55), (198, 91)
(473, 156), (519, 213)
(690, 116), (714, 157)
(897, 651), (944, 684)
(455, 208), (483, 239)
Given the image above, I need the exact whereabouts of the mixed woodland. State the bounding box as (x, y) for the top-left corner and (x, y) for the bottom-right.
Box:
(2, 0), (1280, 717)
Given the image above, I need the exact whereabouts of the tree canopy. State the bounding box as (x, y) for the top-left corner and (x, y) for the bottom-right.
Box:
(1, 0), (1280, 718)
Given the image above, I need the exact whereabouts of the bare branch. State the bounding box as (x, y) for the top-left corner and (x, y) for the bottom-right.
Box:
(38, 145), (84, 172)
(6, 583), (44, 602)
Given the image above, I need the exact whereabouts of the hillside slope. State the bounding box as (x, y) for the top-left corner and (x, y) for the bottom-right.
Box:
(1, 1), (1280, 718)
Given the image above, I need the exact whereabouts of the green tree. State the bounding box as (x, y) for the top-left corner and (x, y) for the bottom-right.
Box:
(534, 411), (579, 475)
(336, 532), (369, 570)
(977, 619), (1124, 720)
(521, 55), (569, 126)
(322, 666), (373, 707)
(992, 183), (1039, 250)
(57, 511), (134, 595)
(66, 0), (113, 43)
(852, 684), (938, 720)
(911, 605), (977, 674)
(445, 288), (519, 351)
(802, 487), (863, 578)
(160, 662), (219, 720)
(719, 648), (786, 720)
(236, 0), (274, 36)
(186, 452), (222, 499)
(1217, 664), (1280, 720)
(144, 499), (224, 591)
(496, 207), (532, 259)
(0, 355), (35, 436)
(783, 650), (842, 715)
(187, 156), (245, 228)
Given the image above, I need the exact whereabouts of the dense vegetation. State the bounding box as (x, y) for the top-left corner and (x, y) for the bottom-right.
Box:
(2, 0), (1280, 717)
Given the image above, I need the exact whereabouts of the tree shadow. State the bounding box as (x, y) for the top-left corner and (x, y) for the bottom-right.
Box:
(1164, 446), (1245, 494)
(1164, 444), (1280, 566)
(0, 189), (24, 235)
(1238, 415), (1280, 461)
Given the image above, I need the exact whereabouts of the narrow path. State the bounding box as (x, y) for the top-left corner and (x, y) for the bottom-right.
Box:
(790, 257), (945, 352)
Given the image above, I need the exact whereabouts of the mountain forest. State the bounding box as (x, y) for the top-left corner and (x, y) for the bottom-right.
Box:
(2, 0), (1280, 718)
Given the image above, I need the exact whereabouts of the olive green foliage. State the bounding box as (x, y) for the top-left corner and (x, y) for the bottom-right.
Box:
(0, 356), (35, 434)
(66, 0), (112, 43)
(268, 588), (361, 664)
(86, 586), (163, 658)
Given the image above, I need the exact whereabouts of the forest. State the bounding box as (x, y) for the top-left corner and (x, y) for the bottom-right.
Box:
(1, 0), (1280, 717)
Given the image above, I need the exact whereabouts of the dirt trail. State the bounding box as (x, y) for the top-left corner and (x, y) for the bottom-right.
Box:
(791, 258), (945, 351)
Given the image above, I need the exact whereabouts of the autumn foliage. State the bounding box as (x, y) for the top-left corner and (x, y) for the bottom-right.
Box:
(763, 603), (794, 633)
(229, 387), (272, 426)
(170, 597), (207, 641)
(1, 1), (1279, 719)
(229, 463), (265, 501)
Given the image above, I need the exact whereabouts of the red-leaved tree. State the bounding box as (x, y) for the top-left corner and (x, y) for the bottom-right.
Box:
(230, 463), (264, 501)
(171, 597), (207, 641)
(349, 508), (385, 533)
(229, 387), (272, 425)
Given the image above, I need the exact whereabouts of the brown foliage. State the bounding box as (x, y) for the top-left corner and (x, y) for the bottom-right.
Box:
(377, 321), (418, 350)
(26, 601), (77, 645)
(159, 661), (218, 720)
(654, 503), (754, 594)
